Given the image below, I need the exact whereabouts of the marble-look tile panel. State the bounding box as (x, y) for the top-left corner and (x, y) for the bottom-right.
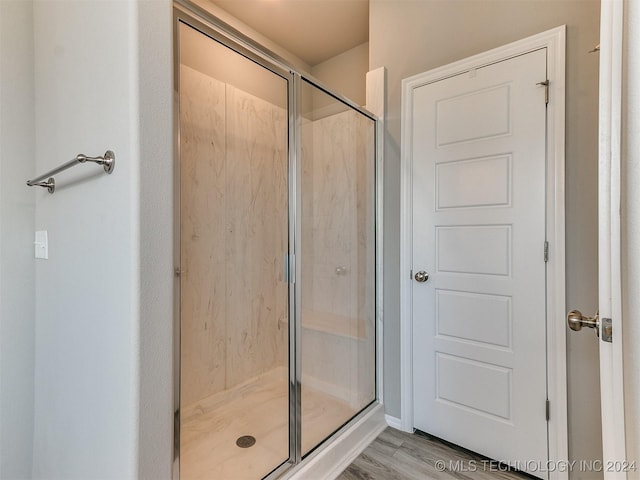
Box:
(180, 65), (228, 407)
(300, 107), (377, 452)
(310, 110), (359, 320)
(355, 113), (376, 405)
(300, 118), (315, 319)
(224, 85), (288, 390)
(180, 66), (288, 408)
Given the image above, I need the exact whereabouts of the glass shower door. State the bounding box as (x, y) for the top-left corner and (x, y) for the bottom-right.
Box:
(177, 21), (291, 480)
(299, 79), (377, 455)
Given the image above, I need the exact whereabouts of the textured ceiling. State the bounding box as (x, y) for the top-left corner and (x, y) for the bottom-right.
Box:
(211, 0), (369, 66)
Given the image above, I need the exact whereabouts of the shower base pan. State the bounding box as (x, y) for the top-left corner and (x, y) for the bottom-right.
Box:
(179, 367), (361, 480)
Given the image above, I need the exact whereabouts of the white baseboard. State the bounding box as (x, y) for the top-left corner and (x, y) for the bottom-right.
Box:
(287, 403), (386, 480)
(384, 414), (403, 430)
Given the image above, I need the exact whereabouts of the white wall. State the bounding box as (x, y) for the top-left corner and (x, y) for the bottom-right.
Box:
(0, 1), (36, 478)
(136, 1), (174, 478)
(31, 1), (138, 476)
(370, 0), (603, 477)
(30, 0), (173, 478)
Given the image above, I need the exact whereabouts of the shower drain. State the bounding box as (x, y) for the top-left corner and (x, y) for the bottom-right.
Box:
(236, 435), (256, 448)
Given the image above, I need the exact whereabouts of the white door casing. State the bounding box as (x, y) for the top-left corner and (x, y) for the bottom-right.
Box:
(597, 1), (627, 477)
(400, 26), (567, 480)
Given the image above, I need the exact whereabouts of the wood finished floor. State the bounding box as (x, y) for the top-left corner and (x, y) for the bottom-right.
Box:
(337, 428), (533, 480)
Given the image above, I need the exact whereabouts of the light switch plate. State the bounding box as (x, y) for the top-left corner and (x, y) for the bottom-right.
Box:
(35, 230), (48, 259)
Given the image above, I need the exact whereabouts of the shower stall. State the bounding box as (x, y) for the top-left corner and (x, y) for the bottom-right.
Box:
(174, 4), (379, 480)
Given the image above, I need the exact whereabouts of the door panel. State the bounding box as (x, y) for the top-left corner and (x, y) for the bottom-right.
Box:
(436, 289), (511, 348)
(436, 225), (511, 275)
(178, 22), (290, 480)
(411, 48), (548, 477)
(299, 80), (377, 456)
(436, 154), (511, 209)
(436, 84), (511, 146)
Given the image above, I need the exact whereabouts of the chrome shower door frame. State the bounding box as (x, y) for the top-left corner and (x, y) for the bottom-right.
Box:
(173, 2), (380, 479)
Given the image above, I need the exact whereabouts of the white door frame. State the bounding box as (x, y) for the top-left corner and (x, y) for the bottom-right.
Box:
(597, 1), (627, 476)
(399, 26), (568, 479)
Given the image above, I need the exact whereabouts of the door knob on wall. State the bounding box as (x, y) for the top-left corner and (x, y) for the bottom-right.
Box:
(414, 271), (429, 283)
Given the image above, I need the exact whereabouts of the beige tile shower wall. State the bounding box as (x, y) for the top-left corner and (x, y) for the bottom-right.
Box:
(180, 66), (228, 407)
(302, 109), (376, 407)
(356, 113), (376, 406)
(355, 113), (376, 328)
(301, 117), (315, 320)
(310, 110), (359, 322)
(224, 84), (288, 389)
(180, 65), (288, 408)
(309, 110), (375, 326)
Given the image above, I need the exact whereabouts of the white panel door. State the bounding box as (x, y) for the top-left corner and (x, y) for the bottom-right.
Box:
(411, 49), (548, 477)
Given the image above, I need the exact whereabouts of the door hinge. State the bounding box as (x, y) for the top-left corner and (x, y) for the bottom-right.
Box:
(546, 399), (550, 421)
(544, 241), (549, 263)
(537, 80), (550, 105)
(174, 408), (180, 458)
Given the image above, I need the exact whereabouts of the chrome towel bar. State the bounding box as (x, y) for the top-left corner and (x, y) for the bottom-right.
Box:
(26, 150), (115, 194)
